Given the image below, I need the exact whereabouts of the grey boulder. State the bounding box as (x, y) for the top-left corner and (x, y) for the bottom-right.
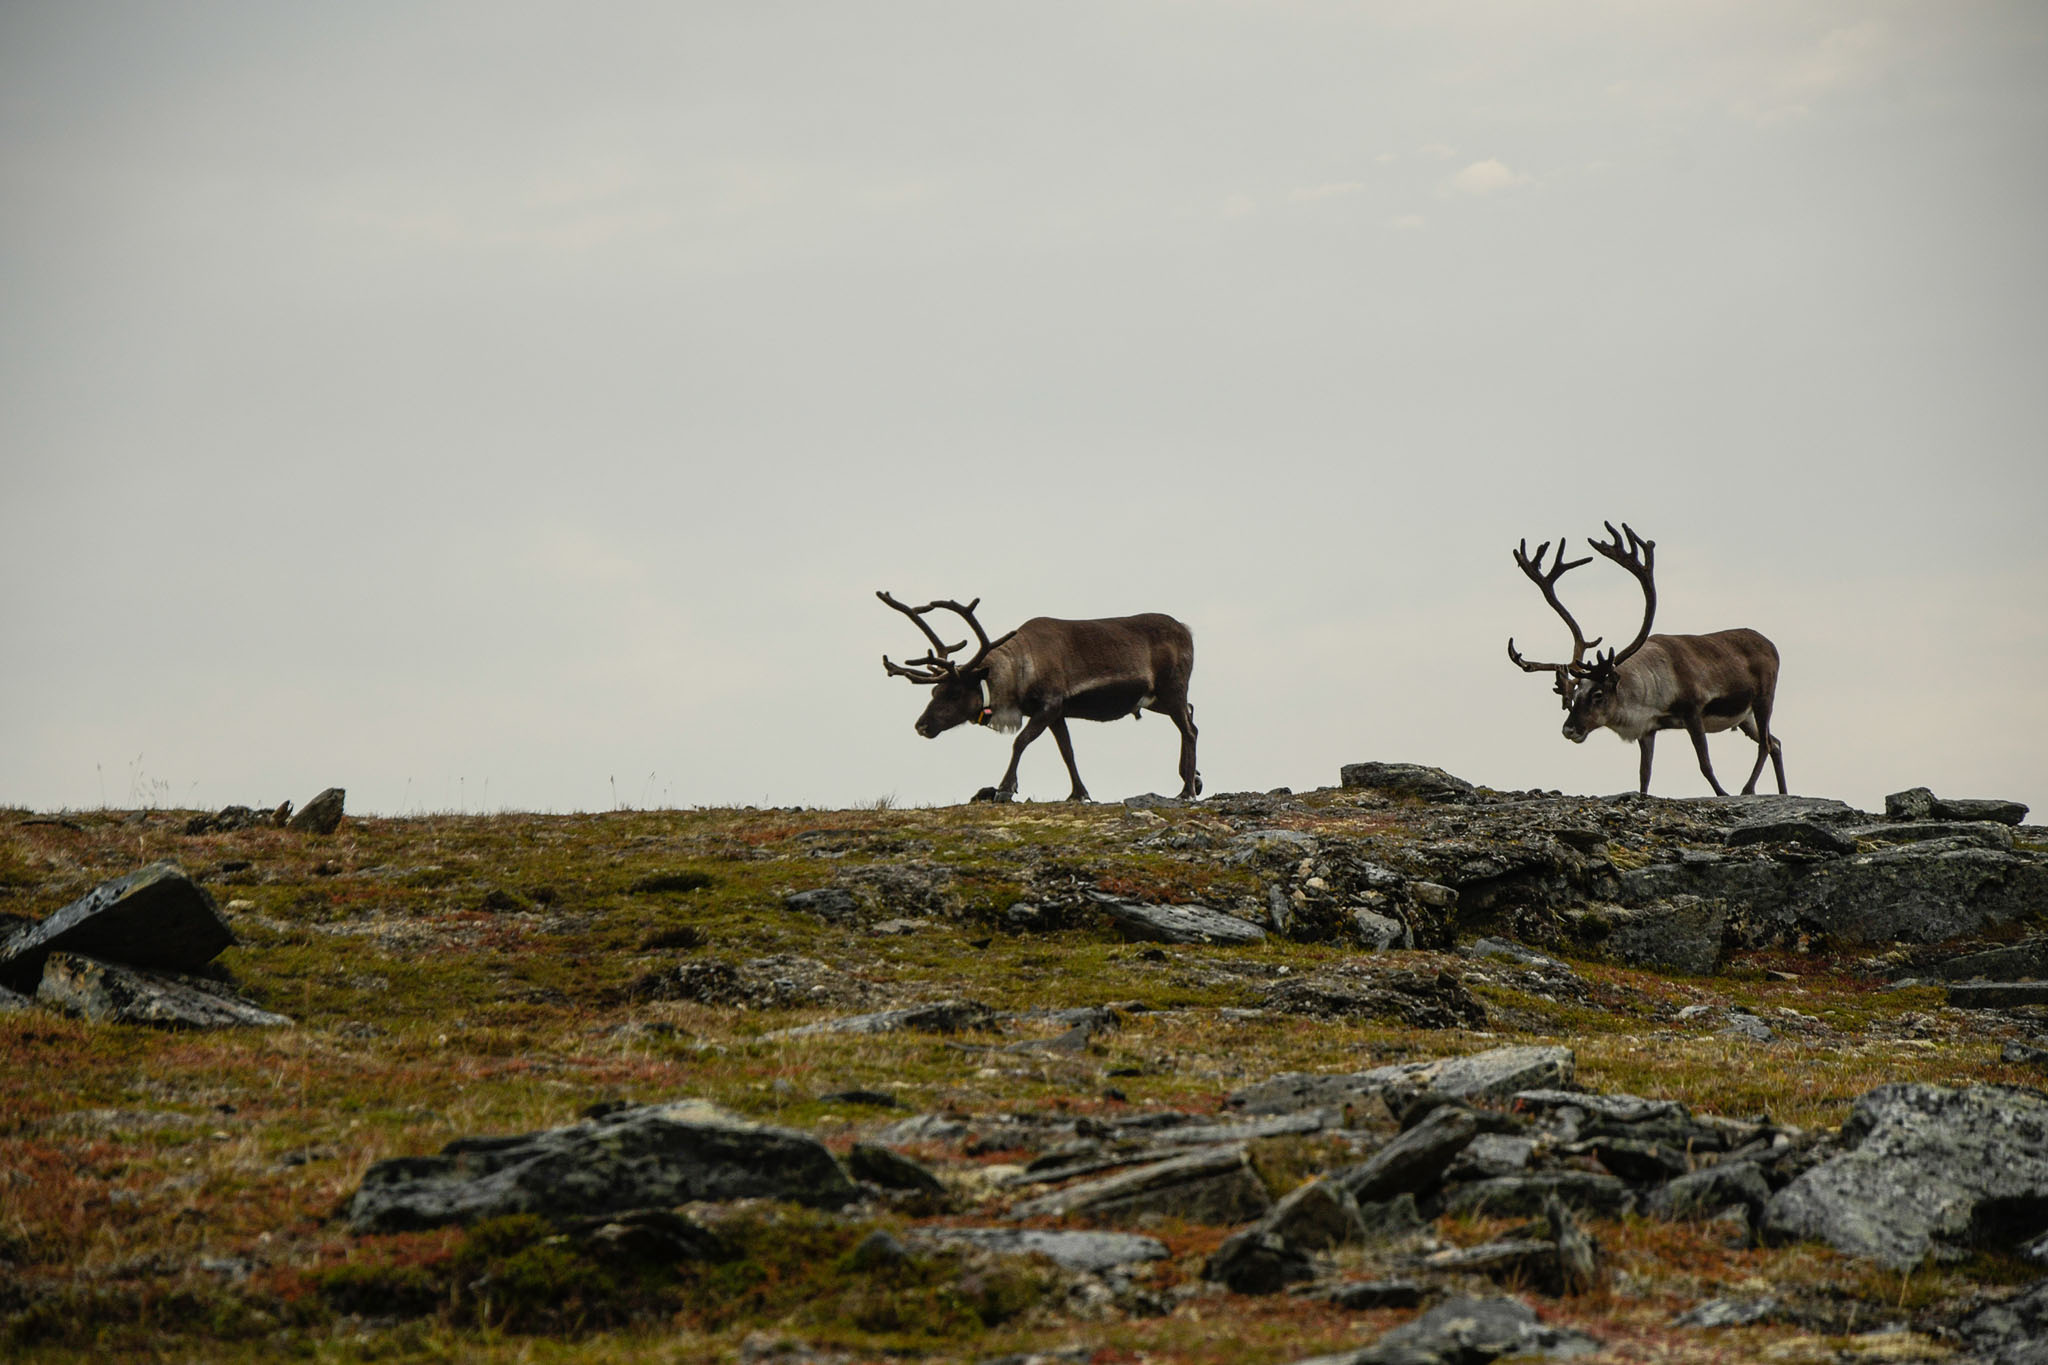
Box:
(286, 787), (346, 834)
(0, 860), (233, 993)
(1762, 1083), (2048, 1267)
(347, 1101), (857, 1233)
(1087, 893), (1267, 946)
(1339, 762), (1478, 804)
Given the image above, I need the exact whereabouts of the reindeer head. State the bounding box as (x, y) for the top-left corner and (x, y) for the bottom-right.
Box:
(1507, 522), (1656, 741)
(877, 592), (1017, 739)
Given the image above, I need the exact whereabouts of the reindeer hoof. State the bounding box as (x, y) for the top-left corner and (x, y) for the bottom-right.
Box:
(1064, 791), (1092, 804)
(971, 786), (1013, 804)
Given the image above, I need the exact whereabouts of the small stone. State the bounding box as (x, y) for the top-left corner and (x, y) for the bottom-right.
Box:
(2002, 1041), (2048, 1071)
(847, 1141), (945, 1195)
(1674, 1295), (1778, 1329)
(783, 888), (859, 922)
(1352, 909), (1407, 950)
(1721, 1013), (1776, 1043)
(1886, 787), (1938, 820)
(1203, 1228), (1316, 1294)
(847, 1229), (909, 1270)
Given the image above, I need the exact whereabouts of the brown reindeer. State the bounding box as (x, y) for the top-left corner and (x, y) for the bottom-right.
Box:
(1507, 523), (1786, 796)
(878, 591), (1200, 803)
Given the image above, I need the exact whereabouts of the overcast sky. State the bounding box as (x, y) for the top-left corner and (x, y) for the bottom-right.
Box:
(3, 2), (2044, 817)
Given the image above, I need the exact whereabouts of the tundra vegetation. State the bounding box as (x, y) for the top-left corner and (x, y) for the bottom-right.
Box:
(1, 779), (2044, 1364)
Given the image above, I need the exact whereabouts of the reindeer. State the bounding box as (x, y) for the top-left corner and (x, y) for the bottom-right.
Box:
(877, 591), (1200, 803)
(1507, 523), (1786, 796)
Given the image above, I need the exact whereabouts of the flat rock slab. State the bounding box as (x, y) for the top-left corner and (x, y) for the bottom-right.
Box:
(910, 1226), (1167, 1273)
(1932, 938), (2048, 982)
(1949, 982), (2048, 1009)
(1762, 1082), (2048, 1267)
(1888, 787), (2030, 826)
(770, 999), (998, 1038)
(0, 861), (233, 993)
(1510, 1089), (1688, 1124)
(347, 1101), (856, 1233)
(1725, 819), (1859, 855)
(1850, 820), (2016, 850)
(1231, 1045), (1574, 1118)
(35, 953), (292, 1029)
(1671, 795), (1862, 826)
(1007, 1145), (1271, 1226)
(1088, 895), (1266, 946)
(1290, 1294), (1601, 1364)
(1339, 762), (1477, 803)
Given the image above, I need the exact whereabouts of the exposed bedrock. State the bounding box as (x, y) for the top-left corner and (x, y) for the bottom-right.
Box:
(346, 1102), (857, 1233)
(1620, 841), (2048, 946)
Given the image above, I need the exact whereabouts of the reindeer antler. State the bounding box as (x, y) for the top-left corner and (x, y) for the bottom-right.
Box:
(877, 590), (1018, 685)
(878, 590), (964, 686)
(1584, 521), (1656, 670)
(922, 598), (1019, 671)
(1507, 536), (1603, 679)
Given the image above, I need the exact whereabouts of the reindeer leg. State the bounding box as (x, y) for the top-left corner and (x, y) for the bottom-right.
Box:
(1637, 733), (1655, 795)
(1684, 716), (1728, 796)
(1769, 734), (1787, 794)
(1049, 715), (1090, 802)
(993, 713), (1050, 799)
(1166, 700), (1201, 798)
(1738, 717), (1771, 795)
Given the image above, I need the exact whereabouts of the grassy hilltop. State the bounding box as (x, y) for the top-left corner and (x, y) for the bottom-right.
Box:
(1, 788), (2042, 1364)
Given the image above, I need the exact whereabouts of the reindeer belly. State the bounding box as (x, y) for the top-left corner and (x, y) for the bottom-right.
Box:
(1062, 682), (1153, 723)
(1646, 698), (1753, 736)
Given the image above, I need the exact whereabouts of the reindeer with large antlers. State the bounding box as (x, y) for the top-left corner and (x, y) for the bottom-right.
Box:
(1508, 523), (1786, 796)
(878, 592), (1200, 802)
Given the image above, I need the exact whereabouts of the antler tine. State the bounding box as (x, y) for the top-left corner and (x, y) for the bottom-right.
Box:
(881, 653), (949, 685)
(923, 597), (1020, 670)
(1508, 536), (1602, 674)
(877, 589), (965, 660)
(1585, 521), (1657, 667)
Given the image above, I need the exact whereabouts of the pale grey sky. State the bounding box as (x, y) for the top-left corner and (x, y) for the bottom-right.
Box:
(4, 2), (2044, 816)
